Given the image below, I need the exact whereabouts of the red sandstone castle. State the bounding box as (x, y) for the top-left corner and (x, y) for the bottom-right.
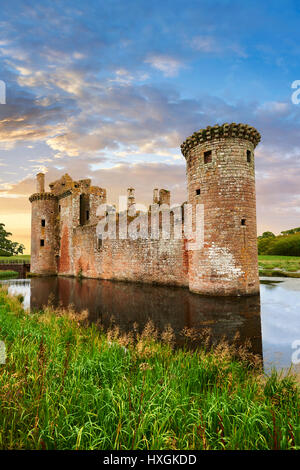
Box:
(29, 123), (261, 296)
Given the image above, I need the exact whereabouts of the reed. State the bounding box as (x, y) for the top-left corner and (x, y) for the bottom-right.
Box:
(0, 287), (299, 450)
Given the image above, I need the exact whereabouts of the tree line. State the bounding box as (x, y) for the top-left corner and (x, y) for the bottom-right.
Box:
(258, 227), (300, 256)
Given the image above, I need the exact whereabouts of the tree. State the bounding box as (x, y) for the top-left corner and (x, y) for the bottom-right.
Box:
(258, 231), (275, 239)
(267, 233), (300, 256)
(257, 236), (276, 254)
(281, 227), (300, 235)
(0, 223), (25, 256)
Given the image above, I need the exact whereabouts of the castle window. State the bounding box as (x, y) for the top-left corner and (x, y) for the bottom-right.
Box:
(241, 218), (246, 226)
(204, 150), (212, 164)
(97, 238), (102, 250)
(80, 194), (90, 225)
(196, 188), (201, 195)
(40, 239), (45, 247)
(41, 219), (45, 227)
(59, 205), (61, 212)
(247, 150), (251, 162)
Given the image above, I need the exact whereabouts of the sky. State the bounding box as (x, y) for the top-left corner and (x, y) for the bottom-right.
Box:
(0, 0), (300, 253)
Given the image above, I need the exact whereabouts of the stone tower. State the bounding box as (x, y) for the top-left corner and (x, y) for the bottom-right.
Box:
(181, 123), (261, 296)
(29, 173), (58, 275)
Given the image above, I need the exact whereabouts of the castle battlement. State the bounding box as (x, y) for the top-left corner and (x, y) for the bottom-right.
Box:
(181, 122), (261, 158)
(29, 192), (57, 203)
(29, 123), (261, 296)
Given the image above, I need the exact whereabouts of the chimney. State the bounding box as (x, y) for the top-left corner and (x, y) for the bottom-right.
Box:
(159, 189), (170, 206)
(127, 187), (135, 209)
(36, 173), (45, 193)
(153, 188), (159, 204)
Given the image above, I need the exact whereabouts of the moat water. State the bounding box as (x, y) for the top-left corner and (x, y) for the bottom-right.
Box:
(1, 276), (300, 374)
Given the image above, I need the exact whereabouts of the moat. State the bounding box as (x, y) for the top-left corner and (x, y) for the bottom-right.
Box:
(1, 276), (300, 373)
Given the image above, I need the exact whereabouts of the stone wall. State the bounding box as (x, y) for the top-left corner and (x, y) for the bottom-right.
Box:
(71, 223), (189, 287)
(0, 263), (30, 277)
(41, 179), (188, 287)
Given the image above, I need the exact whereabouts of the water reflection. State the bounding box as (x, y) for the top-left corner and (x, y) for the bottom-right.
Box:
(259, 277), (300, 371)
(25, 277), (262, 358)
(3, 276), (300, 372)
(1, 279), (31, 310)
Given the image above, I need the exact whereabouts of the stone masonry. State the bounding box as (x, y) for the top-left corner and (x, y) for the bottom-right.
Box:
(29, 122), (261, 296)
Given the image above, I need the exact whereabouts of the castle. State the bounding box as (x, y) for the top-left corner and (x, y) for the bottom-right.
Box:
(29, 122), (261, 296)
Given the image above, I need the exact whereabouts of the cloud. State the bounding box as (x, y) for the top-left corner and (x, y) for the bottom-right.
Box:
(0, 0), (300, 240)
(145, 55), (185, 77)
(36, 81), (204, 157)
(190, 35), (219, 53)
(256, 101), (290, 115)
(0, 84), (75, 149)
(190, 35), (247, 57)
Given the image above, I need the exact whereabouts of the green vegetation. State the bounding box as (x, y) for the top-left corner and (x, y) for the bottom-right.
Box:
(0, 271), (18, 279)
(258, 255), (300, 277)
(0, 223), (25, 257)
(0, 254), (30, 263)
(258, 229), (300, 256)
(0, 288), (299, 450)
(258, 269), (300, 278)
(281, 227), (300, 236)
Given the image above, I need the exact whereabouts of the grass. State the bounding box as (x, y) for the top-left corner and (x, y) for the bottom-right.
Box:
(258, 255), (300, 276)
(0, 271), (18, 280)
(0, 288), (299, 450)
(259, 270), (300, 278)
(0, 255), (30, 263)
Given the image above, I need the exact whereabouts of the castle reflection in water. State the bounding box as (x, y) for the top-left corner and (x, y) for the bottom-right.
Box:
(29, 277), (263, 360)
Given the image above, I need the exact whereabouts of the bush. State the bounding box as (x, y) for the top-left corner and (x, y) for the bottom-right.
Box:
(267, 233), (300, 256)
(258, 231), (300, 256)
(258, 237), (276, 255)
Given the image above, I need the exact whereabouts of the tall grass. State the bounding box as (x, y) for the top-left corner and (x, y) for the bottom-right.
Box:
(0, 287), (299, 450)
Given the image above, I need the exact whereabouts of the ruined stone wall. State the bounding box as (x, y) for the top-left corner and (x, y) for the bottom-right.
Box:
(181, 123), (260, 296)
(70, 223), (189, 287)
(52, 183), (189, 286)
(57, 192), (76, 275)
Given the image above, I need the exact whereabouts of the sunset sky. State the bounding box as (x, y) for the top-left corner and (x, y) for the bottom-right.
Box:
(1, 0), (300, 253)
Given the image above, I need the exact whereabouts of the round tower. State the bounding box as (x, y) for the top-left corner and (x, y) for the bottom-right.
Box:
(29, 173), (58, 275)
(181, 123), (261, 296)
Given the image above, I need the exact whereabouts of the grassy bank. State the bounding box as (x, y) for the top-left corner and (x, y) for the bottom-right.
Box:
(0, 271), (18, 280)
(0, 255), (30, 263)
(258, 255), (300, 277)
(0, 288), (299, 450)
